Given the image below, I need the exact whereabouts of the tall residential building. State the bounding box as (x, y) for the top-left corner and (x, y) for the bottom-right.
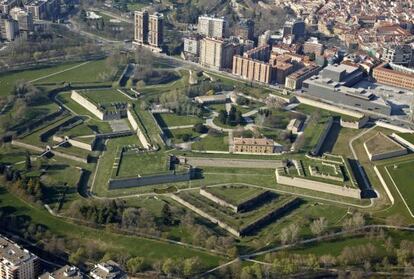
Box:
(24, 0), (47, 20)
(134, 10), (163, 49)
(10, 7), (34, 32)
(283, 19), (306, 41)
(134, 10), (148, 44)
(0, 15), (19, 41)
(234, 19), (254, 40)
(197, 15), (227, 38)
(382, 44), (413, 68)
(148, 12), (163, 47)
(0, 236), (40, 279)
(0, 0), (17, 14)
(200, 37), (241, 70)
(39, 265), (84, 279)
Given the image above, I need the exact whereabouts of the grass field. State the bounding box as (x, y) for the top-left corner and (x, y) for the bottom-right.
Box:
(192, 134), (229, 151)
(0, 187), (223, 266)
(34, 60), (114, 85)
(116, 152), (169, 178)
(0, 62), (82, 96)
(206, 185), (266, 205)
(364, 132), (405, 155)
(79, 89), (130, 104)
(154, 113), (202, 128)
(386, 160), (414, 214)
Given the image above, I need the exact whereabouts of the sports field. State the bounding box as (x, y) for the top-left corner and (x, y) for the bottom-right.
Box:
(386, 160), (414, 214)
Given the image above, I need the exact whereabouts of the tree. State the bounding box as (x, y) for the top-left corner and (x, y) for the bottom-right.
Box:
(162, 204), (173, 226)
(218, 110), (227, 124)
(193, 123), (208, 134)
(69, 247), (86, 265)
(310, 217), (328, 236)
(25, 152), (31, 171)
(127, 257), (147, 273)
(183, 257), (203, 277)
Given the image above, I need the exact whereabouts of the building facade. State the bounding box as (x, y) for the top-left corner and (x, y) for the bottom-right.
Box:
(200, 37), (241, 70)
(197, 15), (227, 38)
(134, 10), (163, 49)
(0, 15), (19, 41)
(382, 44), (413, 68)
(89, 261), (127, 279)
(0, 236), (40, 279)
(10, 7), (33, 32)
(233, 137), (279, 154)
(285, 64), (321, 90)
(373, 63), (414, 91)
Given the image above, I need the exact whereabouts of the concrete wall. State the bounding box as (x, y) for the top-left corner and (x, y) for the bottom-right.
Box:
(109, 171), (191, 189)
(392, 133), (414, 152)
(127, 109), (151, 149)
(275, 168), (361, 199)
(340, 116), (369, 129)
(311, 117), (333, 156)
(170, 194), (241, 237)
(363, 142), (407, 161)
(199, 188), (238, 212)
(53, 135), (94, 151)
(71, 90), (104, 120)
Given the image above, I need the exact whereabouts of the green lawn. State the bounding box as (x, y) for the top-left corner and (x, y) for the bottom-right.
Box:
(206, 185), (267, 205)
(386, 160), (414, 213)
(168, 128), (201, 144)
(34, 60), (115, 85)
(154, 113), (202, 128)
(0, 62), (82, 96)
(192, 134), (229, 152)
(116, 152), (169, 178)
(79, 89), (130, 104)
(0, 187), (223, 266)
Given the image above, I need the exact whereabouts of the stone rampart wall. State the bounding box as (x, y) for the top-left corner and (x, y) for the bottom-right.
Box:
(275, 169), (361, 199)
(71, 90), (104, 120)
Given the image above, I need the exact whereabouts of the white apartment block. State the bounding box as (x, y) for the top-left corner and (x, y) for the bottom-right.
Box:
(0, 236), (40, 279)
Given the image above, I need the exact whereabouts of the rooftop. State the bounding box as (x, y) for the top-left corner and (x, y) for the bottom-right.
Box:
(39, 265), (84, 279)
(0, 236), (38, 267)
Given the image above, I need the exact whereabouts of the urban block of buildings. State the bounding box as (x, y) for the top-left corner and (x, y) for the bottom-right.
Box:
(373, 62), (414, 91)
(0, 236), (40, 279)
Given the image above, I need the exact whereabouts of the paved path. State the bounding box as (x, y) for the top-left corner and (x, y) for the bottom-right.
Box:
(163, 124), (194, 130)
(182, 157), (283, 169)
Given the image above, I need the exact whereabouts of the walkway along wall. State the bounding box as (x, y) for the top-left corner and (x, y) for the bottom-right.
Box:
(127, 109), (151, 149)
(52, 135), (95, 151)
(295, 96), (365, 118)
(275, 168), (361, 199)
